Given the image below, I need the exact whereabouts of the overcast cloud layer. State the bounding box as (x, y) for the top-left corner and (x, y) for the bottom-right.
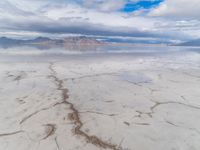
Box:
(1, 0), (200, 42)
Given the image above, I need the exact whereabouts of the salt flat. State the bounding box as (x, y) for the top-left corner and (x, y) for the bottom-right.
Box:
(0, 47), (200, 150)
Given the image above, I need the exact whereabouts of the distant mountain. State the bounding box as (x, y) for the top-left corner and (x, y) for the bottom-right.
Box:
(29, 37), (52, 43)
(176, 39), (200, 46)
(63, 36), (102, 45)
(0, 37), (21, 44)
(0, 37), (23, 48)
(0, 36), (103, 49)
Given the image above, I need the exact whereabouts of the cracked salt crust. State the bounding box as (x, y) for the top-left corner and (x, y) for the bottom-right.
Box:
(0, 51), (200, 150)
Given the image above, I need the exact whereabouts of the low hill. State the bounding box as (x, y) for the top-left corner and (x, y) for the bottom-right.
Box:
(176, 39), (200, 46)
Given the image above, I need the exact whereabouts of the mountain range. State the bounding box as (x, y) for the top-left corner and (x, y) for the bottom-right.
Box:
(2, 36), (200, 49)
(0, 36), (103, 49)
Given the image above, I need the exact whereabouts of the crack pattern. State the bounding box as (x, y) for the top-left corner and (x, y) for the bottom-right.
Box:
(6, 71), (27, 84)
(42, 124), (56, 140)
(133, 99), (200, 121)
(20, 105), (57, 125)
(79, 111), (118, 117)
(150, 99), (200, 113)
(55, 137), (60, 150)
(48, 63), (123, 150)
(164, 119), (200, 135)
(63, 73), (118, 81)
(0, 131), (24, 137)
(132, 122), (150, 126)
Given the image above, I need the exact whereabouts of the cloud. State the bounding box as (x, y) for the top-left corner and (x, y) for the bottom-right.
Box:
(0, 10), (158, 38)
(146, 0), (200, 39)
(0, 1), (159, 37)
(0, 0), (200, 41)
(83, 0), (126, 12)
(149, 0), (200, 19)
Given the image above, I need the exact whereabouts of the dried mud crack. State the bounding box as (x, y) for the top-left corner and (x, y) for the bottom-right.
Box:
(48, 63), (123, 150)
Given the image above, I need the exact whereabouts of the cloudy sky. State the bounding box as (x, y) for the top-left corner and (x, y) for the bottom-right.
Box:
(0, 0), (200, 42)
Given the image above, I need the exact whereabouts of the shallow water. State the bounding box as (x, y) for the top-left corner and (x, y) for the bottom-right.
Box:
(0, 45), (200, 64)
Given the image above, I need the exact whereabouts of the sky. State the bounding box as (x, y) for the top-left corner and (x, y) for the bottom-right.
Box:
(1, 0), (200, 42)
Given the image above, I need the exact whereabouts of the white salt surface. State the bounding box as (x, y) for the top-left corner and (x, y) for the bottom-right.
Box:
(0, 47), (200, 150)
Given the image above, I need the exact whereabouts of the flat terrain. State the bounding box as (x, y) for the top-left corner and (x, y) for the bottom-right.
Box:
(0, 47), (200, 150)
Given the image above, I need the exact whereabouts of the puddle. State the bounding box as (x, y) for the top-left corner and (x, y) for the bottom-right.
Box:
(120, 72), (152, 84)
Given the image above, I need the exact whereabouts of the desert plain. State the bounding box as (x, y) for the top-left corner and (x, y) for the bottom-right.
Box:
(0, 46), (200, 150)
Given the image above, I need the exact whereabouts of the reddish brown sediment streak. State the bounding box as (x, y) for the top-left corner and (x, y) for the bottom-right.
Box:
(48, 63), (123, 150)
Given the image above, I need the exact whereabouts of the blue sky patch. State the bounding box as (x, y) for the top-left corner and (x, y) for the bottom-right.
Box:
(123, 0), (163, 12)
